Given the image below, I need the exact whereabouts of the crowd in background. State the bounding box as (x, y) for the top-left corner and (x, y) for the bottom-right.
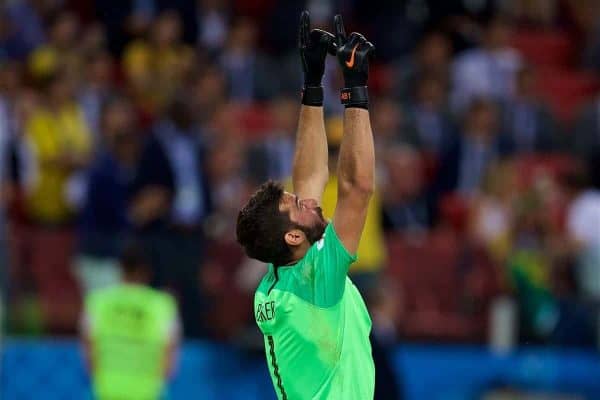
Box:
(1, 0), (600, 350)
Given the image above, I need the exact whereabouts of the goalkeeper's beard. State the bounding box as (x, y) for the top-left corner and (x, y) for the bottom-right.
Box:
(296, 208), (328, 245)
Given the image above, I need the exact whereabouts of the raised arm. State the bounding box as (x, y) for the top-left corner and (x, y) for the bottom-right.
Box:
(331, 15), (376, 254)
(292, 11), (335, 203)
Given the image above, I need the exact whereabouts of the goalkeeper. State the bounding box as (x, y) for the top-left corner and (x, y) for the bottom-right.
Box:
(236, 11), (376, 400)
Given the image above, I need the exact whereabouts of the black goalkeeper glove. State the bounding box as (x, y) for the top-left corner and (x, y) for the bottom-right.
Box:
(333, 14), (375, 109)
(299, 10), (335, 106)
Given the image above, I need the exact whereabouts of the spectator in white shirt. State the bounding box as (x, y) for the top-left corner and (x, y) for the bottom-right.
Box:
(451, 16), (522, 113)
(565, 153), (600, 300)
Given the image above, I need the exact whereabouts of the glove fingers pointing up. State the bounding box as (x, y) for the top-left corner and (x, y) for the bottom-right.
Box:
(299, 10), (310, 49)
(334, 14), (347, 47)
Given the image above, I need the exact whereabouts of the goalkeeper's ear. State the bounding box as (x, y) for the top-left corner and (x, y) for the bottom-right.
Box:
(284, 229), (305, 247)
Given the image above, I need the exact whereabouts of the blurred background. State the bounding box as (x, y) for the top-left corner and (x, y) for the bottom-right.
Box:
(1, 0), (600, 399)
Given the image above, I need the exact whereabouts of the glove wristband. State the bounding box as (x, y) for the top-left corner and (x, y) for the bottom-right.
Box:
(340, 86), (369, 109)
(301, 86), (324, 107)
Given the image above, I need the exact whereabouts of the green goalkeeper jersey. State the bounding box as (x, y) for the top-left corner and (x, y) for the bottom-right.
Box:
(254, 223), (375, 400)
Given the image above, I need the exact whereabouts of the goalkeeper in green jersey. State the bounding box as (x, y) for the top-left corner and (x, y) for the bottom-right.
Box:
(236, 11), (376, 400)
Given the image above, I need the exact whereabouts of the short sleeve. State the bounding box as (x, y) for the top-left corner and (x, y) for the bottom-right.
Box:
(297, 224), (357, 307)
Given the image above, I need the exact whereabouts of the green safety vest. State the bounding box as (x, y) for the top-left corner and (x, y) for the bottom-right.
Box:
(85, 284), (177, 400)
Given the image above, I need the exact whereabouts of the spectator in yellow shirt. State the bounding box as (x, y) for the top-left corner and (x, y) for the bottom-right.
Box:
(24, 70), (92, 225)
(29, 12), (82, 83)
(123, 11), (195, 116)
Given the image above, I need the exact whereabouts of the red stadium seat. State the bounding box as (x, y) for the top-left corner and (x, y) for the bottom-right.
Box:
(234, 0), (275, 18)
(369, 64), (394, 95)
(202, 239), (254, 339)
(438, 193), (470, 233)
(535, 68), (600, 122)
(420, 151), (440, 185)
(237, 103), (274, 141)
(28, 227), (81, 334)
(511, 30), (575, 68)
(386, 230), (500, 342)
(513, 154), (573, 186)
(512, 153), (574, 230)
(386, 231), (463, 338)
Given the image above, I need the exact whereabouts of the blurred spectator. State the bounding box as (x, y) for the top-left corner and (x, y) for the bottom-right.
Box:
(1, 64), (22, 312)
(306, 0), (334, 26)
(470, 161), (517, 263)
(367, 280), (403, 400)
(189, 65), (228, 130)
(78, 51), (116, 139)
(355, 1), (421, 62)
(578, 0), (600, 72)
(0, 63), (24, 206)
(2, 0), (45, 59)
(76, 96), (141, 294)
(205, 131), (248, 240)
(381, 145), (433, 234)
(371, 97), (407, 150)
(505, 186), (593, 346)
(499, 66), (558, 154)
(131, 95), (211, 337)
(95, 0), (156, 54)
(28, 11), (82, 82)
(81, 240), (180, 400)
(261, 0), (304, 56)
(0, 7), (33, 61)
(123, 10), (195, 116)
(508, 0), (560, 27)
(199, 232), (255, 341)
(19, 68), (91, 332)
(565, 153), (600, 300)
(437, 97), (501, 197)
(403, 73), (456, 156)
(506, 189), (561, 342)
(0, 61), (14, 316)
(451, 16), (522, 112)
(246, 96), (297, 183)
(81, 22), (109, 55)
(201, 130), (255, 340)
(23, 69), (92, 224)
(573, 95), (600, 158)
(0, 61), (19, 183)
(395, 31), (452, 104)
(220, 17), (257, 103)
(220, 17), (276, 102)
(196, 0), (229, 54)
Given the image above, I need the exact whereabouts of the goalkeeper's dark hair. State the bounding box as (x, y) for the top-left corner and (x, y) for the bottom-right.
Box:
(236, 181), (294, 266)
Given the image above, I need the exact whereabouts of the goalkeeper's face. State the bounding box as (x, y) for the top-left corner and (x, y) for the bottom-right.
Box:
(280, 192), (328, 245)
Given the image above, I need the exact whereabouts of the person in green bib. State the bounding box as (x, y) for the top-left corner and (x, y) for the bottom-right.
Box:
(81, 241), (180, 400)
(236, 12), (376, 400)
